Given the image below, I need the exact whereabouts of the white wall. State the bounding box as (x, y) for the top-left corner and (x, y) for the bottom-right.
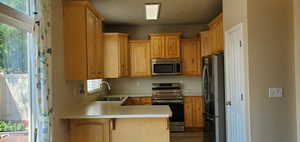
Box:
(247, 0), (296, 141)
(223, 0), (297, 141)
(109, 76), (202, 96)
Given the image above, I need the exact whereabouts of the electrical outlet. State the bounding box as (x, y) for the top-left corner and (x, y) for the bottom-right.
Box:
(269, 88), (283, 98)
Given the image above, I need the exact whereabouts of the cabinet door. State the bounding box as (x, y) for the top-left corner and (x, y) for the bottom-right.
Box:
(70, 119), (110, 142)
(184, 97), (194, 127)
(165, 34), (180, 58)
(123, 36), (129, 76)
(86, 8), (98, 79)
(181, 39), (200, 76)
(193, 96), (205, 127)
(184, 96), (205, 128)
(210, 23), (218, 53)
(200, 32), (209, 57)
(118, 35), (129, 77)
(112, 118), (169, 142)
(207, 31), (213, 56)
(130, 40), (151, 77)
(216, 19), (224, 52)
(150, 35), (165, 59)
(95, 19), (104, 78)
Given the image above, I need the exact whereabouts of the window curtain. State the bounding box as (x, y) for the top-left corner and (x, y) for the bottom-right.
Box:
(33, 0), (52, 141)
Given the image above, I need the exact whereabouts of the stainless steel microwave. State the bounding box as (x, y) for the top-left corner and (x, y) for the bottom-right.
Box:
(151, 59), (182, 76)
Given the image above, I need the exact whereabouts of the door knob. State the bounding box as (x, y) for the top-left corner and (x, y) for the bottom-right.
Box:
(226, 101), (232, 106)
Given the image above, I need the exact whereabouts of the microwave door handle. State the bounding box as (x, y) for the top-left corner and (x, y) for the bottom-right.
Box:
(175, 64), (181, 73)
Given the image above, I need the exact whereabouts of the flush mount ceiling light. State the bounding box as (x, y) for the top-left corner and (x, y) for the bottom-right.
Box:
(145, 3), (161, 20)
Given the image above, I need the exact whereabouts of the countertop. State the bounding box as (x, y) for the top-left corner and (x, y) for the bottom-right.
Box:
(60, 101), (172, 119)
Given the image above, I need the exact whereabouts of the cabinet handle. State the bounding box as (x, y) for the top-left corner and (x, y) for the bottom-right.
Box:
(166, 119), (170, 130)
(110, 119), (116, 130)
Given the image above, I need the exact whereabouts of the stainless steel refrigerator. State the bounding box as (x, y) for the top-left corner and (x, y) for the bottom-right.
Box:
(202, 53), (226, 142)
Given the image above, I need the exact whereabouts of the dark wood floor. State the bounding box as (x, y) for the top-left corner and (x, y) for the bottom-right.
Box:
(171, 131), (206, 142)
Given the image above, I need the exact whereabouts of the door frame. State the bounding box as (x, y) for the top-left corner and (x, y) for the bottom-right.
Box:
(224, 23), (251, 142)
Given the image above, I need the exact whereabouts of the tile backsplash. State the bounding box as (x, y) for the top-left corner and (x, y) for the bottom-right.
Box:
(108, 76), (202, 96)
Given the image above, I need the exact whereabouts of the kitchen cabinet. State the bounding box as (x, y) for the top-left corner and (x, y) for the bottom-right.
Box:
(184, 96), (205, 128)
(165, 34), (181, 58)
(103, 33), (129, 78)
(149, 33), (181, 59)
(150, 34), (165, 59)
(112, 118), (169, 142)
(70, 119), (111, 142)
(64, 1), (104, 80)
(199, 13), (224, 58)
(181, 39), (202, 76)
(129, 40), (151, 77)
(122, 97), (152, 105)
(69, 118), (169, 142)
(200, 31), (212, 57)
(208, 13), (224, 53)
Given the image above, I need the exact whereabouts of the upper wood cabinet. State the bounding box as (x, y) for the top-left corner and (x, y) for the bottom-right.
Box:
(70, 119), (111, 142)
(165, 34), (181, 58)
(208, 13), (224, 53)
(150, 34), (165, 59)
(200, 31), (212, 57)
(103, 33), (129, 78)
(181, 39), (202, 76)
(129, 40), (151, 77)
(149, 33), (181, 59)
(184, 96), (205, 128)
(64, 1), (104, 80)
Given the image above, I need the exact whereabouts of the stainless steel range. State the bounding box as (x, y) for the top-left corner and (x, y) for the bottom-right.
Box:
(152, 83), (184, 132)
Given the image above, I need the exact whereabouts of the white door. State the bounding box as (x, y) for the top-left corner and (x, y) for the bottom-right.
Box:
(224, 24), (247, 142)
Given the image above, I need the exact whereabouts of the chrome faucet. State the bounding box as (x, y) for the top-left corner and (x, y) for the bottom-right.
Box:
(102, 80), (112, 92)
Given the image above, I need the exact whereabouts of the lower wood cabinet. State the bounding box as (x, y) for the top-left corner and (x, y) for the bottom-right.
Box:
(184, 96), (205, 128)
(70, 118), (169, 142)
(122, 97), (152, 105)
(70, 119), (111, 142)
(112, 118), (169, 142)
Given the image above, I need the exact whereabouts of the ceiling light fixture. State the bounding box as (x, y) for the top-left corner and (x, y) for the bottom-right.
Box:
(145, 3), (161, 20)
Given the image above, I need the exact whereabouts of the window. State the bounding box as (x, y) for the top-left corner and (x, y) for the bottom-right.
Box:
(0, 23), (32, 142)
(0, 0), (32, 15)
(0, 0), (34, 142)
(87, 79), (103, 94)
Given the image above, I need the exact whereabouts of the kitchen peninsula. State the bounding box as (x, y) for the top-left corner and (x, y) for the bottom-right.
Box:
(61, 100), (172, 142)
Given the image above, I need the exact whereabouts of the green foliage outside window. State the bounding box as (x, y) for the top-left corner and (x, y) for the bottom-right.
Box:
(0, 24), (28, 73)
(0, 121), (26, 132)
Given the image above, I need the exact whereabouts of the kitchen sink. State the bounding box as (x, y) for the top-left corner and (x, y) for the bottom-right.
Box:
(97, 96), (127, 102)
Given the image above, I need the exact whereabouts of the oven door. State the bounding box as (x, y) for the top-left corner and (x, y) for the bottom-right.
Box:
(152, 100), (184, 122)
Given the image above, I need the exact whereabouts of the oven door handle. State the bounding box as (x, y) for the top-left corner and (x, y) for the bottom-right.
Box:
(152, 100), (184, 104)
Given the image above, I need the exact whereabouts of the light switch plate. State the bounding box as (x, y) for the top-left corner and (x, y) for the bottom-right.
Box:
(269, 88), (283, 98)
